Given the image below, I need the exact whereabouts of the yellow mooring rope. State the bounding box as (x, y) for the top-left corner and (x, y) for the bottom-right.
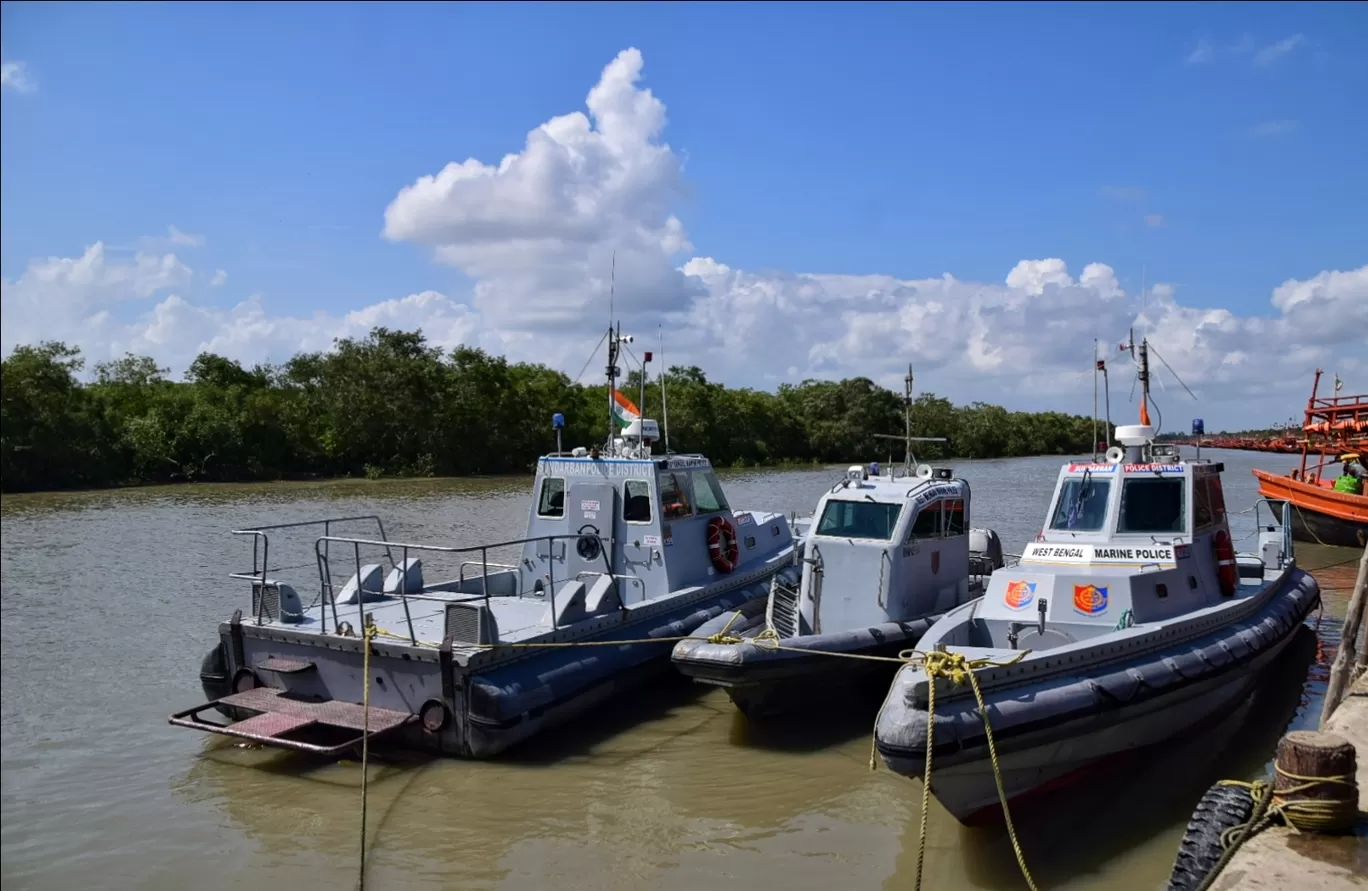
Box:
(1269, 765), (1360, 831)
(358, 619), (375, 891)
(899, 648), (1039, 891)
(354, 614), (1044, 890)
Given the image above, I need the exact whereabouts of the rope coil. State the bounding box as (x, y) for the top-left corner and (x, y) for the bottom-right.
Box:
(1269, 765), (1359, 832)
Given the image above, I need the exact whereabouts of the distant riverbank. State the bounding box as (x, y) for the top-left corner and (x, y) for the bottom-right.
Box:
(3, 329), (1106, 493)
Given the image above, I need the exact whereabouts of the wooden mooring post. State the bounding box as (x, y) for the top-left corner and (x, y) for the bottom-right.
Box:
(1320, 542), (1368, 729)
(1272, 731), (1359, 834)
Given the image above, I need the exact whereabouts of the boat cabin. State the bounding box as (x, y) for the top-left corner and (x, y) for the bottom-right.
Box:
(788, 465), (982, 635)
(973, 424), (1268, 646)
(268, 413), (794, 648)
(519, 449), (788, 609)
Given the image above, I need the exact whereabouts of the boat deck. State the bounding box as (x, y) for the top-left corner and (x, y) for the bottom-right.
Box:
(263, 582), (715, 648)
(289, 590), (555, 645)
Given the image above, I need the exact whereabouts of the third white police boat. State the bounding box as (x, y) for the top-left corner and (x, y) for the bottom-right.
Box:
(872, 343), (1321, 824)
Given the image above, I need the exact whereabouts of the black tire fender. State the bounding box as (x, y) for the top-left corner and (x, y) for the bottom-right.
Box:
(1165, 782), (1256, 891)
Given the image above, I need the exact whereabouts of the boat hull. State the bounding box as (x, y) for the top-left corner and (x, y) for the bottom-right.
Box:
(671, 606), (936, 719)
(874, 567), (1321, 824)
(200, 563), (801, 759)
(1253, 469), (1368, 548)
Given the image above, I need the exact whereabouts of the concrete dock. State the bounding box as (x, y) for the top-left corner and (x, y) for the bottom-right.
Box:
(1208, 672), (1368, 890)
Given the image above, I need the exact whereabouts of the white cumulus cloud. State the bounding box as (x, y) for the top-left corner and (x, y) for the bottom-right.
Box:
(0, 243), (485, 371)
(383, 47), (700, 332)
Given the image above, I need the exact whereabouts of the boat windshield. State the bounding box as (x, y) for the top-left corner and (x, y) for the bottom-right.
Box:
(691, 471), (730, 514)
(1117, 478), (1186, 534)
(1048, 476), (1112, 531)
(815, 500), (903, 540)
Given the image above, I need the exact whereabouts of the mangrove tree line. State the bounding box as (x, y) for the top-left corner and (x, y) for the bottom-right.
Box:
(1, 328), (1106, 492)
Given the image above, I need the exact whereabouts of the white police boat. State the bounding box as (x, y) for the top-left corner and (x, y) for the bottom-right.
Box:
(872, 340), (1321, 824)
(170, 325), (800, 758)
(672, 367), (1007, 718)
(672, 460), (1005, 718)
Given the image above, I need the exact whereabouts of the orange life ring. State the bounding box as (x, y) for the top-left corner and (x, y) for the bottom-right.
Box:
(1213, 528), (1238, 597)
(707, 516), (740, 574)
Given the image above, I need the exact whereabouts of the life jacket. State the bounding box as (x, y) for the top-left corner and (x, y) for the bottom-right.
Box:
(1334, 473), (1364, 495)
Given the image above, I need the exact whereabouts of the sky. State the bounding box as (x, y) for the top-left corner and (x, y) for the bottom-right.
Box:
(2, 1), (1365, 431)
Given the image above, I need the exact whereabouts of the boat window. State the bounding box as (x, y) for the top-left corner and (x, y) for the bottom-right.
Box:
(691, 471), (730, 514)
(944, 499), (966, 536)
(909, 503), (941, 538)
(816, 500), (903, 541)
(1206, 476), (1227, 524)
(623, 480), (652, 523)
(1048, 478), (1112, 531)
(658, 472), (694, 520)
(537, 477), (565, 518)
(1118, 478), (1186, 534)
(1193, 475), (1226, 528)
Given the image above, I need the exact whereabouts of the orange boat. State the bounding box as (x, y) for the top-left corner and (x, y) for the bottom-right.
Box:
(1252, 369), (1368, 549)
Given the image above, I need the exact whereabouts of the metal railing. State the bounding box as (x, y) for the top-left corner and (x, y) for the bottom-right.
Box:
(312, 530), (620, 645)
(230, 515), (392, 625)
(1250, 498), (1295, 567)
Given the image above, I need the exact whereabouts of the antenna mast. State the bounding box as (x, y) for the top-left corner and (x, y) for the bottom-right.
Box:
(1120, 327), (1152, 427)
(659, 326), (670, 454)
(605, 252), (619, 453)
(872, 362), (947, 478)
(1092, 339), (1099, 459)
(606, 322), (620, 453)
(1103, 356), (1113, 447)
(902, 365), (914, 474)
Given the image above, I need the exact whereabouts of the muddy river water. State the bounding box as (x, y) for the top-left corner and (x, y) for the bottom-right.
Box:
(2, 450), (1359, 890)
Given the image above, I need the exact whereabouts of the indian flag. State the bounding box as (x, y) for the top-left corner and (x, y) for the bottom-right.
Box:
(612, 390), (640, 429)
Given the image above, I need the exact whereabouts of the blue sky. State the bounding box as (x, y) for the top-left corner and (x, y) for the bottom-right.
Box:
(2, 2), (1365, 427)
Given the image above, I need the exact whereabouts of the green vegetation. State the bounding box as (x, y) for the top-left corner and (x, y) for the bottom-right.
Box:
(2, 328), (1106, 492)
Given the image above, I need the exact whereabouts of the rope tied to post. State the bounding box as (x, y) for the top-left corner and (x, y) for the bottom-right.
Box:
(1267, 764), (1359, 833)
(1194, 767), (1363, 891)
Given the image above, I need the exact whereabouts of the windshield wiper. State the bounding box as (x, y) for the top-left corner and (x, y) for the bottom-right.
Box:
(1066, 468), (1093, 530)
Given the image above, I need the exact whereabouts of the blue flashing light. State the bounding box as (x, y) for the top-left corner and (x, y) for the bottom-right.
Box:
(1192, 419), (1205, 435)
(869, 461), (881, 476)
(552, 412), (566, 430)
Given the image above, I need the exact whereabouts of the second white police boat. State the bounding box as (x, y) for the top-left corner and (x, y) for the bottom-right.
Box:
(672, 369), (1007, 718)
(872, 339), (1321, 824)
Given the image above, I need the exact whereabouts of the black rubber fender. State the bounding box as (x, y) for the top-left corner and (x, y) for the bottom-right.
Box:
(199, 641), (233, 708)
(1165, 781), (1257, 891)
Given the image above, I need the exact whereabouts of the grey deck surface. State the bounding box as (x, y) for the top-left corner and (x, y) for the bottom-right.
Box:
(272, 583), (711, 646)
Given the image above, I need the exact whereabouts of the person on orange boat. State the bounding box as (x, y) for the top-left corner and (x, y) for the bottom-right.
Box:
(1334, 453), (1364, 495)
